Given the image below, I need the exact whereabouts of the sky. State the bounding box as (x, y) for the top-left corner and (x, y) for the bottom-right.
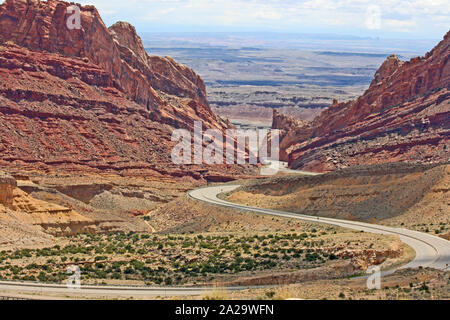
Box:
(3, 0), (450, 39)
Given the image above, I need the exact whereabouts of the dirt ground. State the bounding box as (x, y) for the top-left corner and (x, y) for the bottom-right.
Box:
(226, 164), (450, 239)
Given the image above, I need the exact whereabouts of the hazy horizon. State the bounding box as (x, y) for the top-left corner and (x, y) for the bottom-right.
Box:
(72, 0), (449, 41)
(0, 0), (446, 40)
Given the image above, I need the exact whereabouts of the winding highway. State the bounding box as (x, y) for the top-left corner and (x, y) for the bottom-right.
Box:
(188, 185), (450, 271)
(0, 184), (448, 299)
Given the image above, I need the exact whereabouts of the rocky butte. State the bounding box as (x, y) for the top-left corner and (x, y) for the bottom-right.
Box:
(0, 0), (242, 179)
(274, 32), (450, 172)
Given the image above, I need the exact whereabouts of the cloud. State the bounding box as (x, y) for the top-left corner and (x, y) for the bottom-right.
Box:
(73, 0), (449, 38)
(146, 7), (176, 20)
(365, 5), (382, 30)
(253, 10), (284, 21)
(385, 19), (417, 32)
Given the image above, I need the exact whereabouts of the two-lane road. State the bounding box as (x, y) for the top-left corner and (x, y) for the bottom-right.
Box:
(188, 185), (450, 271)
(0, 184), (448, 299)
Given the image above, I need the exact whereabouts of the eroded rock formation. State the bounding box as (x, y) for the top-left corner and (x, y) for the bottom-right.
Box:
(272, 109), (310, 161)
(0, 0), (243, 177)
(0, 172), (16, 208)
(275, 32), (450, 172)
(0, 173), (100, 244)
(0, 0), (222, 130)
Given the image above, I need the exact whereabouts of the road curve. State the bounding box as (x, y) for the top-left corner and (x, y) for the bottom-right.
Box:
(0, 280), (256, 299)
(0, 184), (448, 299)
(188, 185), (450, 271)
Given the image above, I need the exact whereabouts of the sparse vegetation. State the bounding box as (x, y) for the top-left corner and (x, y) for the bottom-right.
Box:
(0, 231), (352, 285)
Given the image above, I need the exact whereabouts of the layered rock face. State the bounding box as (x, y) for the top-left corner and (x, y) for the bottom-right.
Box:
(108, 21), (227, 130)
(0, 42), (173, 174)
(276, 32), (450, 172)
(0, 172), (16, 208)
(0, 174), (99, 242)
(0, 0), (223, 130)
(272, 109), (308, 132)
(0, 0), (238, 177)
(272, 109), (310, 161)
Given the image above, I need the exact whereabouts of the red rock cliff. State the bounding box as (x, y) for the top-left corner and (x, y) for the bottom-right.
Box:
(276, 31), (450, 172)
(0, 172), (16, 208)
(0, 0), (225, 131)
(0, 0), (244, 178)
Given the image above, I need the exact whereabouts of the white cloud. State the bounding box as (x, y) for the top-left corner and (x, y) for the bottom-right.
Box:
(72, 0), (449, 37)
(385, 19), (417, 32)
(366, 5), (382, 30)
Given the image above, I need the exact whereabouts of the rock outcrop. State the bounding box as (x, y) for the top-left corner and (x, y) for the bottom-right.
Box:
(0, 174), (99, 240)
(275, 32), (450, 172)
(0, 0), (223, 130)
(11, 187), (96, 236)
(0, 172), (16, 208)
(0, 0), (227, 130)
(0, 0), (244, 177)
(272, 109), (310, 161)
(272, 109), (308, 131)
(108, 21), (227, 131)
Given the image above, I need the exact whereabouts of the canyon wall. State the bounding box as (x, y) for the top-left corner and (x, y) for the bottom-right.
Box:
(0, 0), (244, 178)
(0, 0), (222, 131)
(275, 32), (450, 172)
(0, 172), (16, 208)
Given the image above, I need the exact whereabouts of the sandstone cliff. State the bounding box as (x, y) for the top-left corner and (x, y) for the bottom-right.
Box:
(275, 32), (450, 172)
(0, 172), (16, 208)
(0, 172), (100, 245)
(272, 109), (310, 161)
(272, 109), (308, 132)
(0, 0), (223, 132)
(0, 0), (243, 177)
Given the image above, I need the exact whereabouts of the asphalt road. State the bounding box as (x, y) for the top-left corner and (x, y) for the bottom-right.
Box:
(0, 184), (448, 299)
(188, 185), (450, 271)
(0, 280), (256, 299)
(260, 160), (321, 176)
